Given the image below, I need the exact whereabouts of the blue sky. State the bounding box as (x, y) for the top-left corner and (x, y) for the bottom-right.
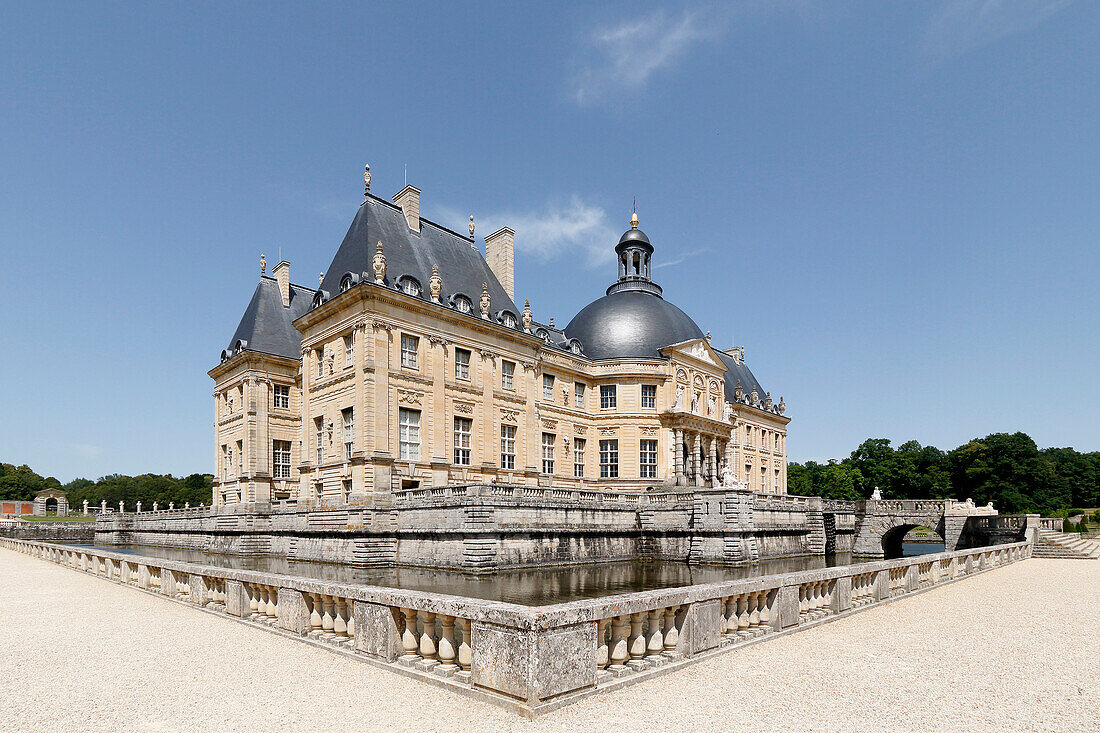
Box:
(1, 1), (1097, 482)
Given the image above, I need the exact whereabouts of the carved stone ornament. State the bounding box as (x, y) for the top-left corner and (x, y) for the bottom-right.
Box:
(750, 386), (760, 406)
(710, 379), (721, 394)
(260, 253), (266, 274)
(363, 163), (371, 193)
(479, 282), (491, 320)
(522, 299), (533, 333)
(599, 427), (618, 436)
(371, 319), (392, 331)
(454, 402), (474, 415)
(764, 392), (773, 410)
(573, 424), (587, 435)
(778, 396), (786, 415)
(734, 380), (744, 401)
(639, 426), (658, 436)
(541, 419), (557, 430)
(429, 264), (442, 303)
(397, 389), (423, 406)
(676, 369), (689, 384)
(501, 409), (519, 423)
(427, 334), (450, 346)
(373, 241), (386, 284)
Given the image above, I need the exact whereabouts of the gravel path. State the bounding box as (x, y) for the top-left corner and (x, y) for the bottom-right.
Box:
(0, 550), (1096, 733)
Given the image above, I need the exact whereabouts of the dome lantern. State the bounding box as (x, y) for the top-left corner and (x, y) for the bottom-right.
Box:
(608, 213), (661, 297)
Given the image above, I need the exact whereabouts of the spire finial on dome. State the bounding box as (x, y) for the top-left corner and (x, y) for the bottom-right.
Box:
(260, 253), (266, 274)
(469, 215), (475, 238)
(630, 211), (638, 229)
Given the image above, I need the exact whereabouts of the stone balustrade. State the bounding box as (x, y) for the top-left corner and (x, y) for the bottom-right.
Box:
(1, 536), (1031, 718)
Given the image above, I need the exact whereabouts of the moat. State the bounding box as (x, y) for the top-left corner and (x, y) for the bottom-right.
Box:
(63, 541), (944, 605)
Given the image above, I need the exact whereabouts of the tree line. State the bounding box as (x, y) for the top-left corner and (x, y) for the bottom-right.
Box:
(787, 432), (1099, 517)
(0, 463), (213, 509)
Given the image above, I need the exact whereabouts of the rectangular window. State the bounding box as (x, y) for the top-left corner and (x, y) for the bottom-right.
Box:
(315, 417), (324, 464)
(775, 434), (780, 450)
(344, 334), (354, 368)
(543, 374), (554, 401)
(455, 348), (471, 381)
(574, 383), (585, 408)
(236, 440), (244, 473)
(316, 349), (324, 379)
(501, 360), (515, 390)
(599, 439), (619, 478)
(640, 439), (657, 479)
(573, 438), (586, 478)
(600, 385), (617, 410)
(745, 464), (751, 486)
(342, 479), (352, 503)
(500, 424), (516, 470)
(641, 385), (656, 409)
(342, 407), (354, 460)
(400, 334), (418, 368)
(221, 444), (228, 480)
(761, 467), (767, 492)
(541, 432), (555, 474)
(273, 440), (291, 479)
(273, 385), (290, 409)
(453, 417), (472, 465)
(398, 408), (421, 460)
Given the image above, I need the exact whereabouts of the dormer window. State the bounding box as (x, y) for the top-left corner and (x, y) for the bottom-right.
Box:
(398, 276), (421, 297)
(340, 275), (354, 293)
(569, 340), (582, 355)
(454, 295), (472, 313)
(535, 328), (550, 344)
(501, 312), (517, 329)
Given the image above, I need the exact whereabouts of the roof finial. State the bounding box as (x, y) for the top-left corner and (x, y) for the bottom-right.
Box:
(363, 163), (371, 195)
(318, 272), (324, 286)
(260, 253), (266, 274)
(469, 215), (475, 238)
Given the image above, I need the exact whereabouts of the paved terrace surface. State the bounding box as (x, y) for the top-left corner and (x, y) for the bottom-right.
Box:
(0, 551), (1096, 733)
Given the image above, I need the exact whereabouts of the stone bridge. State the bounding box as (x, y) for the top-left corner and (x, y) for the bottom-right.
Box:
(822, 499), (1035, 559)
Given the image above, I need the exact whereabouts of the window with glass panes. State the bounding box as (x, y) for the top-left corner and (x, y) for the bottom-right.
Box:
(399, 408), (421, 460)
(574, 383), (585, 408)
(600, 385), (616, 409)
(639, 439), (657, 478)
(455, 348), (471, 381)
(599, 439), (618, 478)
(501, 361), (515, 390)
(543, 374), (554, 400)
(342, 407), (354, 459)
(273, 385), (290, 409)
(500, 424), (516, 469)
(541, 433), (555, 474)
(344, 334), (354, 367)
(573, 438), (586, 477)
(314, 417), (324, 464)
(400, 334), (418, 368)
(641, 384), (656, 408)
(273, 440), (291, 479)
(236, 440), (243, 472)
(453, 417), (472, 465)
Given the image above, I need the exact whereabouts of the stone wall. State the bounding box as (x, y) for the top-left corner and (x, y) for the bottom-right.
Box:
(93, 487), (827, 571)
(0, 521), (95, 543)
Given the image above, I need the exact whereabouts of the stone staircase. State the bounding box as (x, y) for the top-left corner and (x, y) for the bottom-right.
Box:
(1035, 529), (1100, 559)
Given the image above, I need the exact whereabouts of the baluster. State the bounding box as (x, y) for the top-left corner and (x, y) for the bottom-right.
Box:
(321, 595), (335, 634)
(596, 618), (611, 669)
(455, 617), (472, 673)
(249, 586), (259, 616)
(748, 591), (761, 628)
(438, 615), (458, 673)
(646, 609), (664, 657)
(333, 597), (348, 637)
(627, 612), (647, 665)
(608, 615), (630, 672)
(417, 610), (438, 664)
(721, 596), (735, 635)
(399, 608), (419, 661)
(269, 588), (279, 619)
(347, 602), (355, 638)
(309, 594), (323, 633)
(758, 591), (771, 627)
(737, 594), (750, 634)
(662, 607), (679, 653)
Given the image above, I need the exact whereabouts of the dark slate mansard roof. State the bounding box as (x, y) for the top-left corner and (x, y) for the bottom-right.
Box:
(716, 349), (768, 407)
(316, 195), (520, 323)
(222, 276), (315, 362)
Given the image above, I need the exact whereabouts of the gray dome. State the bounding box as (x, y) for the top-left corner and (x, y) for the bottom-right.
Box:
(564, 290), (704, 360)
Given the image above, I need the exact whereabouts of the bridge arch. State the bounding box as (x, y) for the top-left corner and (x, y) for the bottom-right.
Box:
(880, 523), (944, 559)
(852, 501), (949, 559)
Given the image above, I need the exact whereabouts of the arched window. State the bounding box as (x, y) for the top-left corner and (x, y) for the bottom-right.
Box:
(398, 276), (421, 297)
(500, 312), (517, 329)
(454, 295), (472, 313)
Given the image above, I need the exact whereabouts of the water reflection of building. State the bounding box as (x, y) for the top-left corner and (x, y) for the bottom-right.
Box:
(209, 171), (789, 507)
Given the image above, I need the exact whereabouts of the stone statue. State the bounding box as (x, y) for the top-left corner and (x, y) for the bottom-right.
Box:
(83, 500), (89, 515)
(723, 401), (731, 422)
(153, 502), (158, 512)
(562, 386), (569, 405)
(690, 393), (698, 414)
(871, 488), (882, 500)
(522, 300), (533, 333)
(469, 215), (475, 238)
(778, 396), (786, 415)
(479, 283), (491, 320)
(721, 460), (736, 487)
(185, 502), (190, 509)
(119, 501), (124, 513)
(136, 501), (142, 513)
(100, 500), (107, 513)
(372, 241), (386, 284)
(674, 385), (684, 409)
(169, 503), (175, 510)
(429, 264), (442, 303)
(708, 396), (716, 415)
(260, 253), (266, 274)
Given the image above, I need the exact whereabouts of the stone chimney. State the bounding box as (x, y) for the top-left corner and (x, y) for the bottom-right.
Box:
(393, 185), (421, 231)
(485, 227), (515, 302)
(272, 261), (291, 307)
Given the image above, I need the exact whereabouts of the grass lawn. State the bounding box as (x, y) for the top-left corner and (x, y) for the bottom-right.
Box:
(19, 515), (97, 523)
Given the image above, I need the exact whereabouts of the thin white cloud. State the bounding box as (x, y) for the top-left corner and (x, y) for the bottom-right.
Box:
(654, 247), (712, 269)
(571, 7), (729, 105)
(71, 443), (102, 459)
(439, 197), (617, 268)
(921, 0), (1074, 66)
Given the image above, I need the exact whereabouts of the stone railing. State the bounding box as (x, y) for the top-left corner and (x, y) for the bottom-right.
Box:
(1039, 517), (1064, 532)
(1, 537), (1031, 717)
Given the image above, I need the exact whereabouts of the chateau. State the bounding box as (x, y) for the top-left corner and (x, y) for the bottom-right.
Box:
(209, 169), (789, 507)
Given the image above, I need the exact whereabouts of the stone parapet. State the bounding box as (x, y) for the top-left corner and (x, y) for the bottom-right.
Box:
(2, 536), (1031, 718)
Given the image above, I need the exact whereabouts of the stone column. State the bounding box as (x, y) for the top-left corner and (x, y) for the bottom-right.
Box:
(672, 428), (684, 486)
(708, 436), (718, 487)
(693, 433), (704, 487)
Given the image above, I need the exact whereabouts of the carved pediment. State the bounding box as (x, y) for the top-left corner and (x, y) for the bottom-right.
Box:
(660, 338), (728, 373)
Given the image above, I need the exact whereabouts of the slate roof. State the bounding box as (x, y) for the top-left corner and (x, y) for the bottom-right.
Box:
(716, 349), (770, 408)
(223, 276), (315, 361)
(316, 195), (520, 323)
(563, 289), (705, 361)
